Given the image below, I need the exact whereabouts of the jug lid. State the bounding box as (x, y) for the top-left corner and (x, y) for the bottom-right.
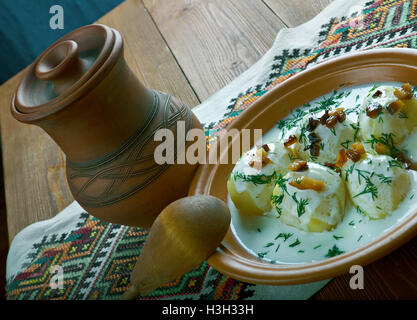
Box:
(11, 24), (122, 122)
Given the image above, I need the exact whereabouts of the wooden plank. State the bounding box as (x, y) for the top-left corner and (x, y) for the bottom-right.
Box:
(143, 0), (287, 101)
(263, 0), (334, 27)
(313, 237), (417, 299)
(0, 0), (199, 243)
(100, 0), (200, 108)
(0, 73), (73, 243)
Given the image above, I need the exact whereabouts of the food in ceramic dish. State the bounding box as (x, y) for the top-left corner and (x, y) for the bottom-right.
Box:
(227, 82), (417, 264)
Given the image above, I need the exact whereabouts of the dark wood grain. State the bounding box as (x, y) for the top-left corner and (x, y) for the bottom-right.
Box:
(143, 0), (286, 101)
(263, 0), (334, 27)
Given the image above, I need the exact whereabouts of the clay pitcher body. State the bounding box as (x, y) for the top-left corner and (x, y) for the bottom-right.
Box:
(11, 24), (202, 228)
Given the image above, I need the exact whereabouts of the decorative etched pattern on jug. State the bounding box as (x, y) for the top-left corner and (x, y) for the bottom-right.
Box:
(66, 91), (194, 208)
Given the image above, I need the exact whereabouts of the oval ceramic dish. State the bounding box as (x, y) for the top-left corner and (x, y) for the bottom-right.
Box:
(188, 48), (417, 285)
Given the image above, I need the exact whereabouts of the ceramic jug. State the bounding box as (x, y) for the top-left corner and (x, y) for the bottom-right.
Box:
(11, 24), (203, 228)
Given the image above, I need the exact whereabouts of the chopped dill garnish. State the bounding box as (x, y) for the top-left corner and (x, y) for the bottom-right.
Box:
(234, 171), (277, 185)
(350, 123), (360, 142)
(298, 250), (305, 253)
(356, 206), (365, 215)
(353, 176), (378, 200)
(357, 235), (363, 242)
(325, 245), (345, 258)
(355, 168), (371, 184)
(271, 194), (284, 216)
(265, 242), (274, 248)
(365, 133), (399, 157)
(291, 193), (309, 217)
(376, 173), (392, 185)
(275, 173), (290, 195)
(353, 169), (378, 200)
(388, 159), (403, 170)
(258, 252), (268, 259)
(310, 155), (318, 162)
(275, 244), (280, 252)
(348, 220), (355, 226)
(275, 232), (293, 241)
(257, 228), (262, 233)
(399, 111), (408, 119)
(410, 194), (415, 200)
(341, 139), (351, 149)
(330, 127), (337, 136)
(313, 244), (322, 250)
(333, 235), (344, 240)
(289, 238), (301, 247)
(344, 164), (355, 182)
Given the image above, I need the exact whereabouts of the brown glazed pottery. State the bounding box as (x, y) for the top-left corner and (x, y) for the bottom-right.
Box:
(11, 24), (202, 228)
(189, 48), (417, 284)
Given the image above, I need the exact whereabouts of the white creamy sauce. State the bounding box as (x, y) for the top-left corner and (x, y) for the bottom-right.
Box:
(228, 82), (417, 264)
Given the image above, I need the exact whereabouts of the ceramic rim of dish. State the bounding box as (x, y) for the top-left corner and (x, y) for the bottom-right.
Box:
(189, 48), (417, 285)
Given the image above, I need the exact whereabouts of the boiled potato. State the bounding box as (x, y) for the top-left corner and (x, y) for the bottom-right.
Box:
(271, 162), (346, 232)
(359, 85), (417, 151)
(227, 142), (295, 215)
(342, 154), (410, 219)
(293, 112), (356, 164)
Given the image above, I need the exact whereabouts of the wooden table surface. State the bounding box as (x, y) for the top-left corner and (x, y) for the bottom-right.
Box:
(1, 0), (416, 299)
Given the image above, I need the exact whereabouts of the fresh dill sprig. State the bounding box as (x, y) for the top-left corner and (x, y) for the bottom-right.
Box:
(275, 232), (293, 241)
(353, 175), (378, 200)
(399, 111), (408, 119)
(291, 193), (309, 217)
(376, 173), (392, 185)
(350, 123), (360, 142)
(325, 245), (345, 258)
(233, 171), (277, 185)
(365, 133), (399, 157)
(341, 139), (351, 149)
(258, 252), (268, 259)
(271, 194), (284, 216)
(289, 238), (301, 247)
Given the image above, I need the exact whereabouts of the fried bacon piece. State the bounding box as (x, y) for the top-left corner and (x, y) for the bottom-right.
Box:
(319, 110), (330, 125)
(308, 132), (321, 145)
(289, 176), (325, 192)
(387, 99), (404, 115)
(249, 146), (272, 169)
(351, 142), (365, 156)
(310, 143), (321, 157)
(366, 102), (383, 119)
(284, 135), (298, 148)
(334, 108), (346, 123)
(372, 90), (382, 98)
(288, 160), (308, 172)
(336, 149), (348, 168)
(374, 142), (390, 155)
(307, 117), (320, 131)
(324, 162), (341, 174)
(396, 153), (413, 170)
(346, 149), (361, 162)
(262, 144), (270, 152)
(325, 115), (338, 129)
(394, 83), (413, 100)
